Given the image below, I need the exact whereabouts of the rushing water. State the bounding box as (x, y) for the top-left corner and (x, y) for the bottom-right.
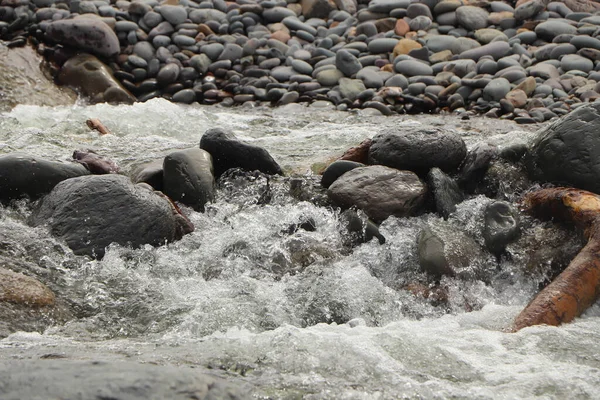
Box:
(1, 100), (599, 399)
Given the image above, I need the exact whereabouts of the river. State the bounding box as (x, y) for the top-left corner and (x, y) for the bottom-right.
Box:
(0, 99), (599, 399)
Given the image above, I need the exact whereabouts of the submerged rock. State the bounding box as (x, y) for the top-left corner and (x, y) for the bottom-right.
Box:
(327, 165), (427, 222)
(483, 201), (520, 255)
(0, 153), (89, 201)
(200, 128), (283, 178)
(427, 167), (464, 220)
(30, 175), (194, 259)
(0, 267), (55, 307)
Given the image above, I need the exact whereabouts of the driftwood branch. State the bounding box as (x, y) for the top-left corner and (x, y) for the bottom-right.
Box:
(513, 188), (600, 331)
(86, 118), (111, 135)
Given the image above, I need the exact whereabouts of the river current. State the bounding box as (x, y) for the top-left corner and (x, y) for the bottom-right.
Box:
(0, 99), (599, 399)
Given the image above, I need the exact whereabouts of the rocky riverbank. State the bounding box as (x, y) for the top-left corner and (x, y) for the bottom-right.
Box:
(2, 0), (600, 120)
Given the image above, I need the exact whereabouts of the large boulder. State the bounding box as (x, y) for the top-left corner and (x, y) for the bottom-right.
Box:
(30, 175), (194, 259)
(327, 165), (427, 222)
(368, 129), (467, 174)
(527, 102), (600, 194)
(200, 128), (283, 178)
(58, 54), (136, 104)
(163, 148), (215, 212)
(0, 153), (89, 201)
(45, 19), (120, 58)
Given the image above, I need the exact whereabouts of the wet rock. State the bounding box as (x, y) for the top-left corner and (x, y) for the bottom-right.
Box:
(327, 165), (427, 222)
(458, 143), (497, 191)
(0, 153), (89, 201)
(200, 128), (283, 178)
(427, 167), (464, 220)
(483, 200), (520, 254)
(30, 175), (194, 259)
(418, 224), (487, 280)
(369, 129), (467, 174)
(58, 54), (135, 104)
(0, 45), (75, 112)
(45, 19), (119, 58)
(72, 150), (119, 174)
(163, 148), (215, 212)
(339, 138), (372, 164)
(0, 267), (55, 307)
(0, 360), (245, 400)
(340, 209), (385, 246)
(321, 160), (365, 188)
(527, 102), (600, 193)
(131, 159), (163, 191)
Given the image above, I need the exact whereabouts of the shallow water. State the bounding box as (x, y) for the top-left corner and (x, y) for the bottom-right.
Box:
(1, 100), (598, 399)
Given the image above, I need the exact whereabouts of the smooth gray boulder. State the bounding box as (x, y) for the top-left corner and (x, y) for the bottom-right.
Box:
(30, 175), (194, 259)
(368, 129), (467, 174)
(527, 102), (600, 194)
(457, 41), (510, 61)
(163, 148), (215, 212)
(327, 165), (427, 222)
(336, 49), (362, 77)
(200, 128), (283, 178)
(0, 360), (246, 400)
(455, 6), (489, 31)
(45, 19), (120, 58)
(0, 153), (89, 201)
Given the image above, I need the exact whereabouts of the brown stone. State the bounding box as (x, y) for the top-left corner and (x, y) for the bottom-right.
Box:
(430, 50), (453, 64)
(301, 0), (337, 19)
(375, 17), (396, 33)
(505, 89), (527, 108)
(488, 11), (513, 25)
(514, 76), (536, 96)
(339, 139), (372, 164)
(197, 23), (215, 36)
(58, 53), (136, 105)
(393, 38), (422, 58)
(0, 268), (55, 307)
(271, 31), (291, 43)
(395, 19), (410, 36)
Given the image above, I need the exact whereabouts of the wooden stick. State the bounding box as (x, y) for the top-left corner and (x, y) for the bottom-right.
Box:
(513, 188), (600, 331)
(86, 118), (111, 136)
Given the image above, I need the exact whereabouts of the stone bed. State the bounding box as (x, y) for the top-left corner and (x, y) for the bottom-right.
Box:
(2, 0), (600, 120)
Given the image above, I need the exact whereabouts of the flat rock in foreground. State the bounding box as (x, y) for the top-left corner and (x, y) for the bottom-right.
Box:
(0, 360), (248, 400)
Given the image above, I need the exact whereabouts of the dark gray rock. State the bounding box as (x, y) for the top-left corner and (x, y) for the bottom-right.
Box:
(163, 148), (215, 212)
(321, 160), (365, 188)
(45, 19), (120, 58)
(483, 77), (510, 101)
(30, 175), (194, 259)
(200, 128), (283, 177)
(0, 360), (246, 400)
(340, 209), (386, 246)
(327, 165), (427, 222)
(561, 54), (593, 72)
(427, 167), (464, 220)
(0, 153), (89, 201)
(527, 102), (600, 193)
(483, 200), (520, 254)
(368, 38), (398, 54)
(336, 49), (362, 77)
(369, 129), (467, 174)
(514, 0), (544, 20)
(132, 159), (163, 191)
